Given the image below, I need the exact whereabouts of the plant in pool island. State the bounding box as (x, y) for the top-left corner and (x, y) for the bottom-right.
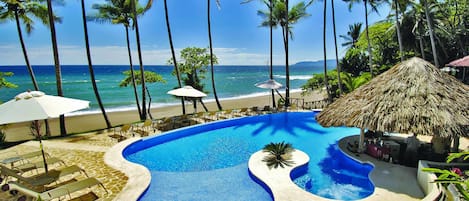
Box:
(423, 151), (469, 200)
(262, 141), (294, 169)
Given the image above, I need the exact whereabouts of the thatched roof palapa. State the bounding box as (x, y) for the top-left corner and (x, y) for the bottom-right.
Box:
(316, 57), (469, 138)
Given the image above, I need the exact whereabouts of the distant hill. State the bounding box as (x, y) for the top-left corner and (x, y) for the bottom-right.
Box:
(293, 60), (336, 69)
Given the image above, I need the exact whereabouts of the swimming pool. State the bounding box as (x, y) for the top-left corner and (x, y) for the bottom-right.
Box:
(123, 112), (374, 201)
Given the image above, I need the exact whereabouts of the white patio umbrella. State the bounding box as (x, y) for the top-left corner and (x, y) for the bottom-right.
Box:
(167, 86), (207, 98)
(255, 79), (283, 90)
(167, 86), (207, 113)
(0, 91), (90, 172)
(255, 79), (284, 106)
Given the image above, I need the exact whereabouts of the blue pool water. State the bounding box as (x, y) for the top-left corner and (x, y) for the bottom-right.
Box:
(123, 112), (374, 201)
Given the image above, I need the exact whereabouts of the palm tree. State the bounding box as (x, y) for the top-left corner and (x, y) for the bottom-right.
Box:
(208, 0), (223, 110)
(79, 0), (111, 128)
(392, 0), (405, 61)
(0, 0), (55, 136)
(163, 0), (185, 114)
(45, 0), (66, 135)
(260, 0), (311, 107)
(243, 0), (277, 107)
(130, 0), (153, 120)
(422, 0), (439, 67)
(331, 0), (343, 96)
(322, 0), (332, 102)
(340, 23), (363, 49)
(342, 0), (382, 77)
(90, 0), (144, 119)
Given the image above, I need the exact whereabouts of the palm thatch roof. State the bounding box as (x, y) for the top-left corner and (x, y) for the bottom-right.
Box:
(316, 57), (469, 137)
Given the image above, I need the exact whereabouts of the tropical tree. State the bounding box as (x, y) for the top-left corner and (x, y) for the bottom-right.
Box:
(342, 0), (383, 77)
(0, 0), (56, 136)
(130, 0), (152, 120)
(45, 0), (67, 135)
(0, 72), (18, 89)
(386, 0), (408, 61)
(0, 0), (50, 91)
(208, 0), (222, 110)
(331, 0), (343, 96)
(321, 0), (332, 102)
(262, 141), (294, 169)
(340, 23), (363, 49)
(79, 0), (111, 128)
(163, 0), (185, 114)
(422, 0), (439, 67)
(243, 0), (277, 107)
(258, 0), (311, 107)
(167, 47), (217, 112)
(89, 0), (150, 120)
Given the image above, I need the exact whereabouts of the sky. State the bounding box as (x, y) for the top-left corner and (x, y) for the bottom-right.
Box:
(0, 0), (390, 65)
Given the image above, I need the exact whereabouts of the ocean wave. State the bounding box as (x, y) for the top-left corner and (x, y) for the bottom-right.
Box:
(41, 80), (101, 84)
(274, 75), (312, 80)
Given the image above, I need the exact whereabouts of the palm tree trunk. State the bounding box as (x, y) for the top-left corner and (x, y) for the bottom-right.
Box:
(164, 0), (186, 114)
(419, 36), (425, 59)
(80, 0), (111, 128)
(285, 0), (290, 107)
(14, 10), (51, 136)
(364, 0), (374, 77)
(323, 0), (331, 102)
(125, 26), (142, 117)
(131, 0), (147, 120)
(46, 0), (66, 135)
(208, 0), (222, 111)
(269, 0), (276, 108)
(394, 0), (404, 61)
(422, 0), (439, 67)
(331, 0), (342, 96)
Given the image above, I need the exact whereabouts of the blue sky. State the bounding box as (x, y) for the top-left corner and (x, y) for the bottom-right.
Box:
(1, 0), (390, 65)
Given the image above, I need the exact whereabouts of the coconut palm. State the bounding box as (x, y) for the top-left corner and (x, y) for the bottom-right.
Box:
(331, 0), (343, 96)
(422, 0), (439, 67)
(0, 0), (57, 136)
(79, 0), (111, 128)
(243, 0), (277, 107)
(0, 0), (50, 91)
(258, 0), (311, 106)
(342, 0), (383, 77)
(130, 0), (152, 120)
(163, 0), (185, 114)
(45, 0), (67, 135)
(89, 0), (149, 119)
(321, 0), (332, 102)
(208, 0), (222, 110)
(0, 72), (18, 89)
(340, 23), (363, 49)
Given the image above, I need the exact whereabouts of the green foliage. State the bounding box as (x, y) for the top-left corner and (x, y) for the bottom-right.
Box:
(262, 141), (294, 169)
(340, 48), (368, 77)
(119, 70), (166, 87)
(168, 47), (217, 97)
(423, 151), (469, 200)
(0, 72), (18, 89)
(302, 70), (371, 98)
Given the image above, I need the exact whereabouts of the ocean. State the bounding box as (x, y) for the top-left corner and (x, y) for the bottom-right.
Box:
(0, 62), (335, 115)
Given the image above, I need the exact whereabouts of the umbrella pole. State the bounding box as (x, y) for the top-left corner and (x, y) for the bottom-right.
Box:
(359, 128), (365, 152)
(39, 139), (49, 173)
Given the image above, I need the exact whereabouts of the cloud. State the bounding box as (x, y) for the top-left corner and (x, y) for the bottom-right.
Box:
(0, 45), (293, 65)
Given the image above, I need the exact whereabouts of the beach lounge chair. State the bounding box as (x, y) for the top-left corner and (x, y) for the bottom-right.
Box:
(173, 115), (191, 128)
(113, 124), (133, 136)
(0, 164), (86, 190)
(233, 108), (248, 117)
(13, 157), (66, 174)
(202, 111), (218, 122)
(191, 112), (206, 124)
(8, 177), (108, 201)
(134, 120), (153, 137)
(218, 109), (233, 119)
(1, 151), (51, 168)
(156, 117), (174, 131)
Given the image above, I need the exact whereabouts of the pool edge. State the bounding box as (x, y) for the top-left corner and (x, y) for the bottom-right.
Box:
(104, 137), (151, 201)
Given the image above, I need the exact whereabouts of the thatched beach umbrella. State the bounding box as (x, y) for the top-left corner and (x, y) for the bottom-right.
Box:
(316, 57), (469, 150)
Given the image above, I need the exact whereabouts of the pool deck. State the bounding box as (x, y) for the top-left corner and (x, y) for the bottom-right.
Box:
(2, 113), (466, 201)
